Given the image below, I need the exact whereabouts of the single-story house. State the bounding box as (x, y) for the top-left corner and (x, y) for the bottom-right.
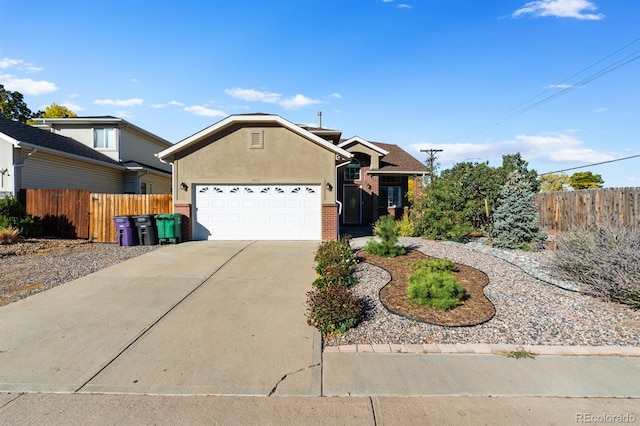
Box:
(0, 116), (172, 199)
(158, 113), (428, 241)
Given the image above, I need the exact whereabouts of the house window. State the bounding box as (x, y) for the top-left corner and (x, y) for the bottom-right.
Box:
(141, 182), (152, 194)
(94, 128), (116, 149)
(344, 159), (361, 181)
(379, 187), (403, 208)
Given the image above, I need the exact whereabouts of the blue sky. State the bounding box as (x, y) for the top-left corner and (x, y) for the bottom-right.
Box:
(1, 0), (638, 187)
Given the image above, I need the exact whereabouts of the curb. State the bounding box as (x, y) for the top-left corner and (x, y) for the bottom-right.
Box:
(324, 343), (640, 357)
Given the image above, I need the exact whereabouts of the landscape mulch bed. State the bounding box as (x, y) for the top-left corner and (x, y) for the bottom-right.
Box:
(358, 250), (496, 327)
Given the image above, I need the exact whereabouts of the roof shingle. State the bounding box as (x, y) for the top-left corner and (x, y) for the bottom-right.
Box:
(0, 117), (121, 166)
(372, 142), (428, 174)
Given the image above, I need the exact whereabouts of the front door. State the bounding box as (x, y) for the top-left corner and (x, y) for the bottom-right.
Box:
(343, 185), (361, 224)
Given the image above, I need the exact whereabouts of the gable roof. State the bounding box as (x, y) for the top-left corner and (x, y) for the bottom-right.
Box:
(369, 142), (428, 175)
(339, 136), (389, 156)
(158, 114), (352, 161)
(0, 117), (122, 167)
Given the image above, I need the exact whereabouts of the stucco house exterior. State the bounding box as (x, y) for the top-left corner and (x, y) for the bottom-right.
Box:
(158, 113), (427, 241)
(0, 116), (172, 199)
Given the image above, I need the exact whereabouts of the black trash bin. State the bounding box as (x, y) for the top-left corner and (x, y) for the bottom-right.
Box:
(133, 214), (159, 245)
(113, 215), (138, 246)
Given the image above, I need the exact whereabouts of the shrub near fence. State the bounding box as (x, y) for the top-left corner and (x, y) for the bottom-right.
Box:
(534, 187), (639, 233)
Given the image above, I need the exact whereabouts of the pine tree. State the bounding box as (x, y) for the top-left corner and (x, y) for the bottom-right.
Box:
(492, 170), (547, 249)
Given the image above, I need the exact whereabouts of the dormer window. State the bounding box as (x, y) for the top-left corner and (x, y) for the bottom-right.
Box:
(94, 128), (116, 149)
(344, 159), (361, 181)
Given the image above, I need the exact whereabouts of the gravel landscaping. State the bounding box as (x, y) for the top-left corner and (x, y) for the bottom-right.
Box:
(324, 237), (640, 347)
(0, 239), (158, 306)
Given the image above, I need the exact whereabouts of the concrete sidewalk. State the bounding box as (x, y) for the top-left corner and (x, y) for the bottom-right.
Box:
(1, 394), (638, 425)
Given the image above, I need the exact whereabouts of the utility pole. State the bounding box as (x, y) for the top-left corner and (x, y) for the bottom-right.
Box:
(421, 149), (443, 185)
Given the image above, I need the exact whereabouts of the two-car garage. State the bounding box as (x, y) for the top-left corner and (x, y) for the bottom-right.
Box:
(193, 184), (322, 240)
(157, 114), (353, 241)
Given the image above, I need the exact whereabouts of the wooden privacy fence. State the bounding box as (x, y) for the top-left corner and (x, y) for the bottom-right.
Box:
(21, 189), (91, 239)
(534, 187), (639, 233)
(89, 193), (173, 243)
(21, 189), (173, 242)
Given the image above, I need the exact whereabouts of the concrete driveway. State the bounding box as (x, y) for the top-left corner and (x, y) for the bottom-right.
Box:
(0, 241), (321, 396)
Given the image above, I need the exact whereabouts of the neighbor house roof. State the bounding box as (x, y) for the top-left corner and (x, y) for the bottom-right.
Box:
(32, 116), (172, 148)
(369, 142), (428, 175)
(0, 117), (123, 168)
(158, 113), (352, 161)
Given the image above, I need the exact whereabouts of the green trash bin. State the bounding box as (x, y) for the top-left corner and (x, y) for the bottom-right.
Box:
(155, 213), (183, 244)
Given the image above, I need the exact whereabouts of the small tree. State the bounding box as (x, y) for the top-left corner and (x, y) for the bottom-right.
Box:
(365, 214), (406, 257)
(491, 170), (546, 249)
(569, 171), (604, 190)
(539, 172), (570, 192)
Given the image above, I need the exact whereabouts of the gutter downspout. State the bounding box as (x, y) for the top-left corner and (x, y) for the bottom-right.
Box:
(13, 147), (38, 195)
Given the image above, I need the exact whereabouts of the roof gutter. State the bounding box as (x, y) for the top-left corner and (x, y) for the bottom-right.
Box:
(15, 141), (125, 170)
(14, 147), (38, 168)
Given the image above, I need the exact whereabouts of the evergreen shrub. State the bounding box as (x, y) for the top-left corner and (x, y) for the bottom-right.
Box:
(407, 268), (465, 310)
(491, 171), (546, 249)
(365, 214), (406, 257)
(0, 197), (41, 237)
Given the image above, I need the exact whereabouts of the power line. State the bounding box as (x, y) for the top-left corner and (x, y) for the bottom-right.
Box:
(466, 38), (640, 134)
(539, 153), (640, 175)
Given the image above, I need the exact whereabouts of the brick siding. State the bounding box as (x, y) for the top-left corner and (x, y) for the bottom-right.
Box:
(322, 203), (339, 240)
(174, 203), (192, 242)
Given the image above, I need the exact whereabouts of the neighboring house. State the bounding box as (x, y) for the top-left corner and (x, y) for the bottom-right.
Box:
(158, 113), (428, 241)
(0, 116), (172, 199)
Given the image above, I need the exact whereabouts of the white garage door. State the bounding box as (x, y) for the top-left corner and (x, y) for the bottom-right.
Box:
(194, 185), (322, 240)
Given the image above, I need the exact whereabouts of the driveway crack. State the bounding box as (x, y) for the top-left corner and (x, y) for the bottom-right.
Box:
(268, 363), (321, 396)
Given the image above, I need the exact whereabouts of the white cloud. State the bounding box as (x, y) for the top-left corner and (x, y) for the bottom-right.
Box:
(184, 105), (227, 118)
(61, 102), (84, 112)
(397, 4), (412, 9)
(279, 94), (323, 110)
(68, 93), (79, 99)
(93, 98), (143, 107)
(0, 57), (43, 73)
(151, 100), (185, 108)
(225, 87), (323, 110)
(547, 83), (573, 89)
(329, 93), (342, 99)
(0, 74), (58, 95)
(225, 87), (281, 103)
(0, 58), (22, 68)
(595, 107), (609, 113)
(512, 0), (604, 20)
(411, 131), (616, 167)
